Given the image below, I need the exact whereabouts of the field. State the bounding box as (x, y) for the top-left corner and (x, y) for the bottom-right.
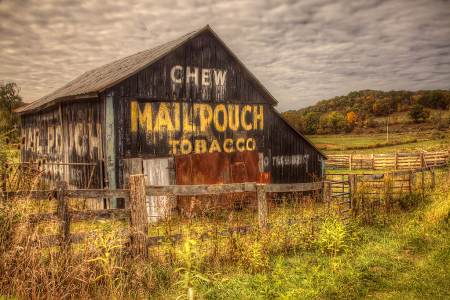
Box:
(308, 131), (449, 155)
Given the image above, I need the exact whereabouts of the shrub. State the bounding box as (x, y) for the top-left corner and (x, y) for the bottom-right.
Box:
(366, 117), (377, 128)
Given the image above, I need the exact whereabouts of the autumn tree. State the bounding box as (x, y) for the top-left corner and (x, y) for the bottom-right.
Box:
(373, 100), (383, 116)
(346, 111), (357, 127)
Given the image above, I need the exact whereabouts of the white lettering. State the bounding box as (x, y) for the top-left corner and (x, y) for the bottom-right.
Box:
(170, 65), (183, 84)
(214, 70), (227, 86)
(186, 66), (198, 85)
(202, 69), (211, 86)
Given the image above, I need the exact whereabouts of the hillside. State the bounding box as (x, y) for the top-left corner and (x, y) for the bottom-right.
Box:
(282, 89), (450, 135)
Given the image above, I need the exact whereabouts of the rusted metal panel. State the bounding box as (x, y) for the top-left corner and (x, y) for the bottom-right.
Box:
(175, 151), (260, 185)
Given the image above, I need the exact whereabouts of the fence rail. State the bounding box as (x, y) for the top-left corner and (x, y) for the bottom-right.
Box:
(6, 165), (447, 258)
(3, 177), (325, 259)
(326, 149), (449, 170)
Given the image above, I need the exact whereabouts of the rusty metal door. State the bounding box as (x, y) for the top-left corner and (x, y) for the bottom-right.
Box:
(143, 158), (175, 223)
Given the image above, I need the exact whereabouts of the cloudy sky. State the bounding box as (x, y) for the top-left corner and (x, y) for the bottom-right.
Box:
(0, 0), (449, 112)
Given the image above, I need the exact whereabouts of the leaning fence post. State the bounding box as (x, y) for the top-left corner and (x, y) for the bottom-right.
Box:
(349, 174), (357, 216)
(323, 181), (332, 214)
(129, 174), (148, 259)
(257, 183), (267, 231)
(56, 181), (70, 255)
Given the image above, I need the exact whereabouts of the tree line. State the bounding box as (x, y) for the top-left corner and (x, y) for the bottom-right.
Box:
(282, 89), (450, 134)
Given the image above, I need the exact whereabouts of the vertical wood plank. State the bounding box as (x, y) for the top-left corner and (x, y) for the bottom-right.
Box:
(349, 174), (357, 216)
(395, 149), (398, 170)
(323, 181), (332, 214)
(430, 169), (435, 190)
(129, 174), (148, 259)
(384, 174), (391, 214)
(256, 183), (267, 231)
(57, 181), (70, 255)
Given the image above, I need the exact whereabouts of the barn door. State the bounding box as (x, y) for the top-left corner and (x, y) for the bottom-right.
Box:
(143, 158), (175, 223)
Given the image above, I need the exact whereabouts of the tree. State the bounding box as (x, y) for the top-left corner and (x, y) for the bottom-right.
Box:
(0, 82), (23, 136)
(373, 100), (383, 116)
(328, 111), (347, 133)
(346, 111), (357, 127)
(408, 105), (428, 123)
(429, 91), (447, 109)
(305, 112), (318, 134)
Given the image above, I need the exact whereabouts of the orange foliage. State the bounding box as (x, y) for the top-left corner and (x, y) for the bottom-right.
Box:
(373, 101), (382, 116)
(347, 111), (358, 126)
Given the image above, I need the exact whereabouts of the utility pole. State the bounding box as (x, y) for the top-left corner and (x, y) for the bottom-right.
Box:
(387, 117), (389, 143)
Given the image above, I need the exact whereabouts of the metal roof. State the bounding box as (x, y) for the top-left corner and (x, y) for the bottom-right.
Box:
(15, 25), (279, 114)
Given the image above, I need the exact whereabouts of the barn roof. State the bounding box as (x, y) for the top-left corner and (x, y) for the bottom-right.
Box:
(15, 25), (278, 114)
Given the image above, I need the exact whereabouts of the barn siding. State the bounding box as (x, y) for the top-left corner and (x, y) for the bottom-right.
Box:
(105, 31), (323, 188)
(19, 28), (324, 204)
(21, 98), (104, 190)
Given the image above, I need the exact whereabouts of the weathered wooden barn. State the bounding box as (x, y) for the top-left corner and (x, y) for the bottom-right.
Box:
(15, 25), (326, 212)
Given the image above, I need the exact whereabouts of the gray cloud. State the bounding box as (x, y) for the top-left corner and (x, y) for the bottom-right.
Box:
(0, 0), (449, 112)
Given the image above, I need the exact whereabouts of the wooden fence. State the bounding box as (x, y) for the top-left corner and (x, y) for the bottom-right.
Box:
(3, 175), (323, 259)
(325, 164), (448, 218)
(326, 149), (449, 171)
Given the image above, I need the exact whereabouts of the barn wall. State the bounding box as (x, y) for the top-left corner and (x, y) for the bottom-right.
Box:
(106, 31), (323, 187)
(21, 98), (104, 190)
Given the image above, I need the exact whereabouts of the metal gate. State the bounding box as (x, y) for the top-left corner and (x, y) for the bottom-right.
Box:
(331, 177), (351, 225)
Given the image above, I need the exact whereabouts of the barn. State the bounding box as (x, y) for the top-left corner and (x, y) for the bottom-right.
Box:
(15, 25), (327, 213)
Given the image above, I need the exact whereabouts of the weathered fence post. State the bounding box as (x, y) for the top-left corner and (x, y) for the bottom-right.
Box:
(349, 155), (353, 171)
(384, 174), (392, 214)
(430, 168), (435, 189)
(395, 148), (398, 170)
(256, 183), (267, 231)
(129, 174), (148, 259)
(420, 152), (424, 168)
(56, 181), (71, 255)
(323, 181), (332, 214)
(349, 174), (357, 216)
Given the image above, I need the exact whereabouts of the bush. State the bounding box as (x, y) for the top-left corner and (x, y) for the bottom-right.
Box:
(366, 117), (377, 128)
(408, 105), (429, 123)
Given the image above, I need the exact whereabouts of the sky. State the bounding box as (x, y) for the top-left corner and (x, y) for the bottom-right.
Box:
(0, 0), (449, 112)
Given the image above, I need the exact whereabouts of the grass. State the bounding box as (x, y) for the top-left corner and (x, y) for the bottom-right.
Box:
(171, 170), (450, 299)
(308, 131), (448, 155)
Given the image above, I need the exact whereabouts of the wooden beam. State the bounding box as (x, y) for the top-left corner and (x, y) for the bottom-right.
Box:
(146, 183), (250, 196)
(70, 209), (131, 223)
(67, 189), (130, 199)
(1, 190), (56, 201)
(265, 181), (323, 193)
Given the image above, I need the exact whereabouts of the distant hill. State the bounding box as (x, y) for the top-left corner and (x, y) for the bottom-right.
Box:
(282, 89), (450, 135)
